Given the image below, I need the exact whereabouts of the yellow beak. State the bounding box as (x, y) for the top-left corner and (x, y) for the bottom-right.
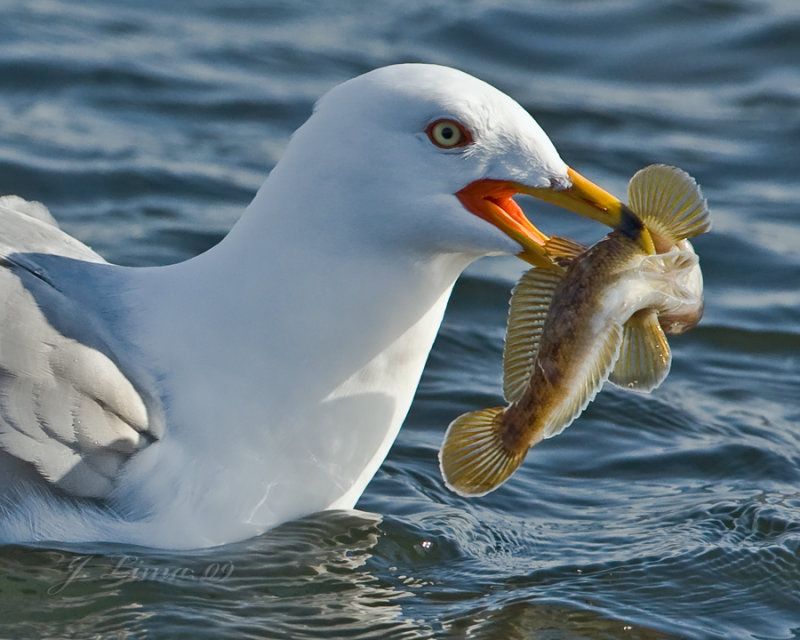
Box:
(457, 166), (654, 267)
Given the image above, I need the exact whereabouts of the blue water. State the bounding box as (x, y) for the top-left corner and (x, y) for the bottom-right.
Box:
(1, 0), (799, 638)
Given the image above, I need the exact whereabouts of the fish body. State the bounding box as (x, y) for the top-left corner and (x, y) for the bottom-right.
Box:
(440, 165), (710, 497)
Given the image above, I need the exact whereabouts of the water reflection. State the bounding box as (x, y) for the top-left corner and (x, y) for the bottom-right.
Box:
(0, 511), (431, 639)
(443, 599), (677, 639)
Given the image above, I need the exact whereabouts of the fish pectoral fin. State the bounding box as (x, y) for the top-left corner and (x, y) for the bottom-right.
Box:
(609, 309), (672, 393)
(439, 407), (527, 497)
(503, 266), (565, 403)
(544, 235), (586, 265)
(627, 164), (711, 243)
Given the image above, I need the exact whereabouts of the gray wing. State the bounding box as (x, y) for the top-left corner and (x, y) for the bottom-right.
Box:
(0, 197), (159, 499)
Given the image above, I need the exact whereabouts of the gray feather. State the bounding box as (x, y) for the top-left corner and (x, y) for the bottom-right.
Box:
(0, 197), (161, 499)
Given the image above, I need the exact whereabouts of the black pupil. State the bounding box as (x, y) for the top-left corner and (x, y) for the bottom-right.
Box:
(441, 126), (454, 139)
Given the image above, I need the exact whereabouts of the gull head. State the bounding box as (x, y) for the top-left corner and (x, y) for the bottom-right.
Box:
(267, 64), (636, 267)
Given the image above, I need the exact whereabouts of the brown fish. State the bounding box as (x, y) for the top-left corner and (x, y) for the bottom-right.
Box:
(440, 164), (710, 497)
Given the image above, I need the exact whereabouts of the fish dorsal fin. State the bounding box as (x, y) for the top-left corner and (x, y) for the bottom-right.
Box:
(544, 235), (587, 266)
(543, 322), (624, 439)
(627, 164), (711, 243)
(609, 309), (672, 392)
(503, 266), (565, 402)
(438, 407), (526, 497)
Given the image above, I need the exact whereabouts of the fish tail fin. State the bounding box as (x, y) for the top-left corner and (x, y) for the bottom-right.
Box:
(627, 164), (711, 243)
(439, 407), (527, 497)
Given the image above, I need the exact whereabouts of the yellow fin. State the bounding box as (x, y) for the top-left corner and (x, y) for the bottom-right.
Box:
(609, 309), (672, 392)
(627, 164), (711, 243)
(503, 266), (565, 402)
(543, 322), (623, 438)
(438, 407), (527, 497)
(544, 235), (587, 266)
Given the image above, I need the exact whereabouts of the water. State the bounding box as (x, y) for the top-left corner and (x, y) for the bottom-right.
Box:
(1, 0), (799, 637)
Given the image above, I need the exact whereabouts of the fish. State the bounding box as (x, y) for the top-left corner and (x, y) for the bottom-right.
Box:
(439, 164), (710, 497)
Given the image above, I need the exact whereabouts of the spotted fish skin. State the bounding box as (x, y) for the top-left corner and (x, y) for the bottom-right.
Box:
(440, 164), (710, 497)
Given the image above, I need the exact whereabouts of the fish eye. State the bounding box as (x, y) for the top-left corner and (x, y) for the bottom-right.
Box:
(426, 119), (472, 149)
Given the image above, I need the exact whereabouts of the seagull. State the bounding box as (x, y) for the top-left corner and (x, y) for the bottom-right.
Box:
(0, 64), (633, 549)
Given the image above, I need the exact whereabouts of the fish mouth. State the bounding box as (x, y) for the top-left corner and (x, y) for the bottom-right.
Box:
(457, 166), (652, 266)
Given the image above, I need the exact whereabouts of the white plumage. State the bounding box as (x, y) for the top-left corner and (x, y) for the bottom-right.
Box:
(0, 64), (615, 548)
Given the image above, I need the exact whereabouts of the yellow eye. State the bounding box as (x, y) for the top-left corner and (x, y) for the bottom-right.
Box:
(426, 119), (472, 148)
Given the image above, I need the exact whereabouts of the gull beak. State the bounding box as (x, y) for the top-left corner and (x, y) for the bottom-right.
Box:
(457, 166), (653, 267)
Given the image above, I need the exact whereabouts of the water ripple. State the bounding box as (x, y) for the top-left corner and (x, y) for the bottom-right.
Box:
(2, 0), (800, 638)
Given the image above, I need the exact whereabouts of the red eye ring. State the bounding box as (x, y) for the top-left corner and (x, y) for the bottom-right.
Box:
(426, 119), (473, 149)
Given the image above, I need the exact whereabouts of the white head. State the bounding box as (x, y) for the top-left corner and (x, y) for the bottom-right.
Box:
(251, 64), (632, 267)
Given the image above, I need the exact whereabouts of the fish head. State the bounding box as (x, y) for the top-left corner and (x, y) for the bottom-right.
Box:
(637, 240), (704, 333)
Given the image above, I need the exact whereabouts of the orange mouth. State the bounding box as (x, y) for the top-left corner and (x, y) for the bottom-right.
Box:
(457, 167), (653, 266)
(457, 179), (551, 267)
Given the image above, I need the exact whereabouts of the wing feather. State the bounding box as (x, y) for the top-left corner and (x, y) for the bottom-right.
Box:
(0, 198), (159, 499)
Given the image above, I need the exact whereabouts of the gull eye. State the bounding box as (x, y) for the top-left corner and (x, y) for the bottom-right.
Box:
(426, 119), (472, 149)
